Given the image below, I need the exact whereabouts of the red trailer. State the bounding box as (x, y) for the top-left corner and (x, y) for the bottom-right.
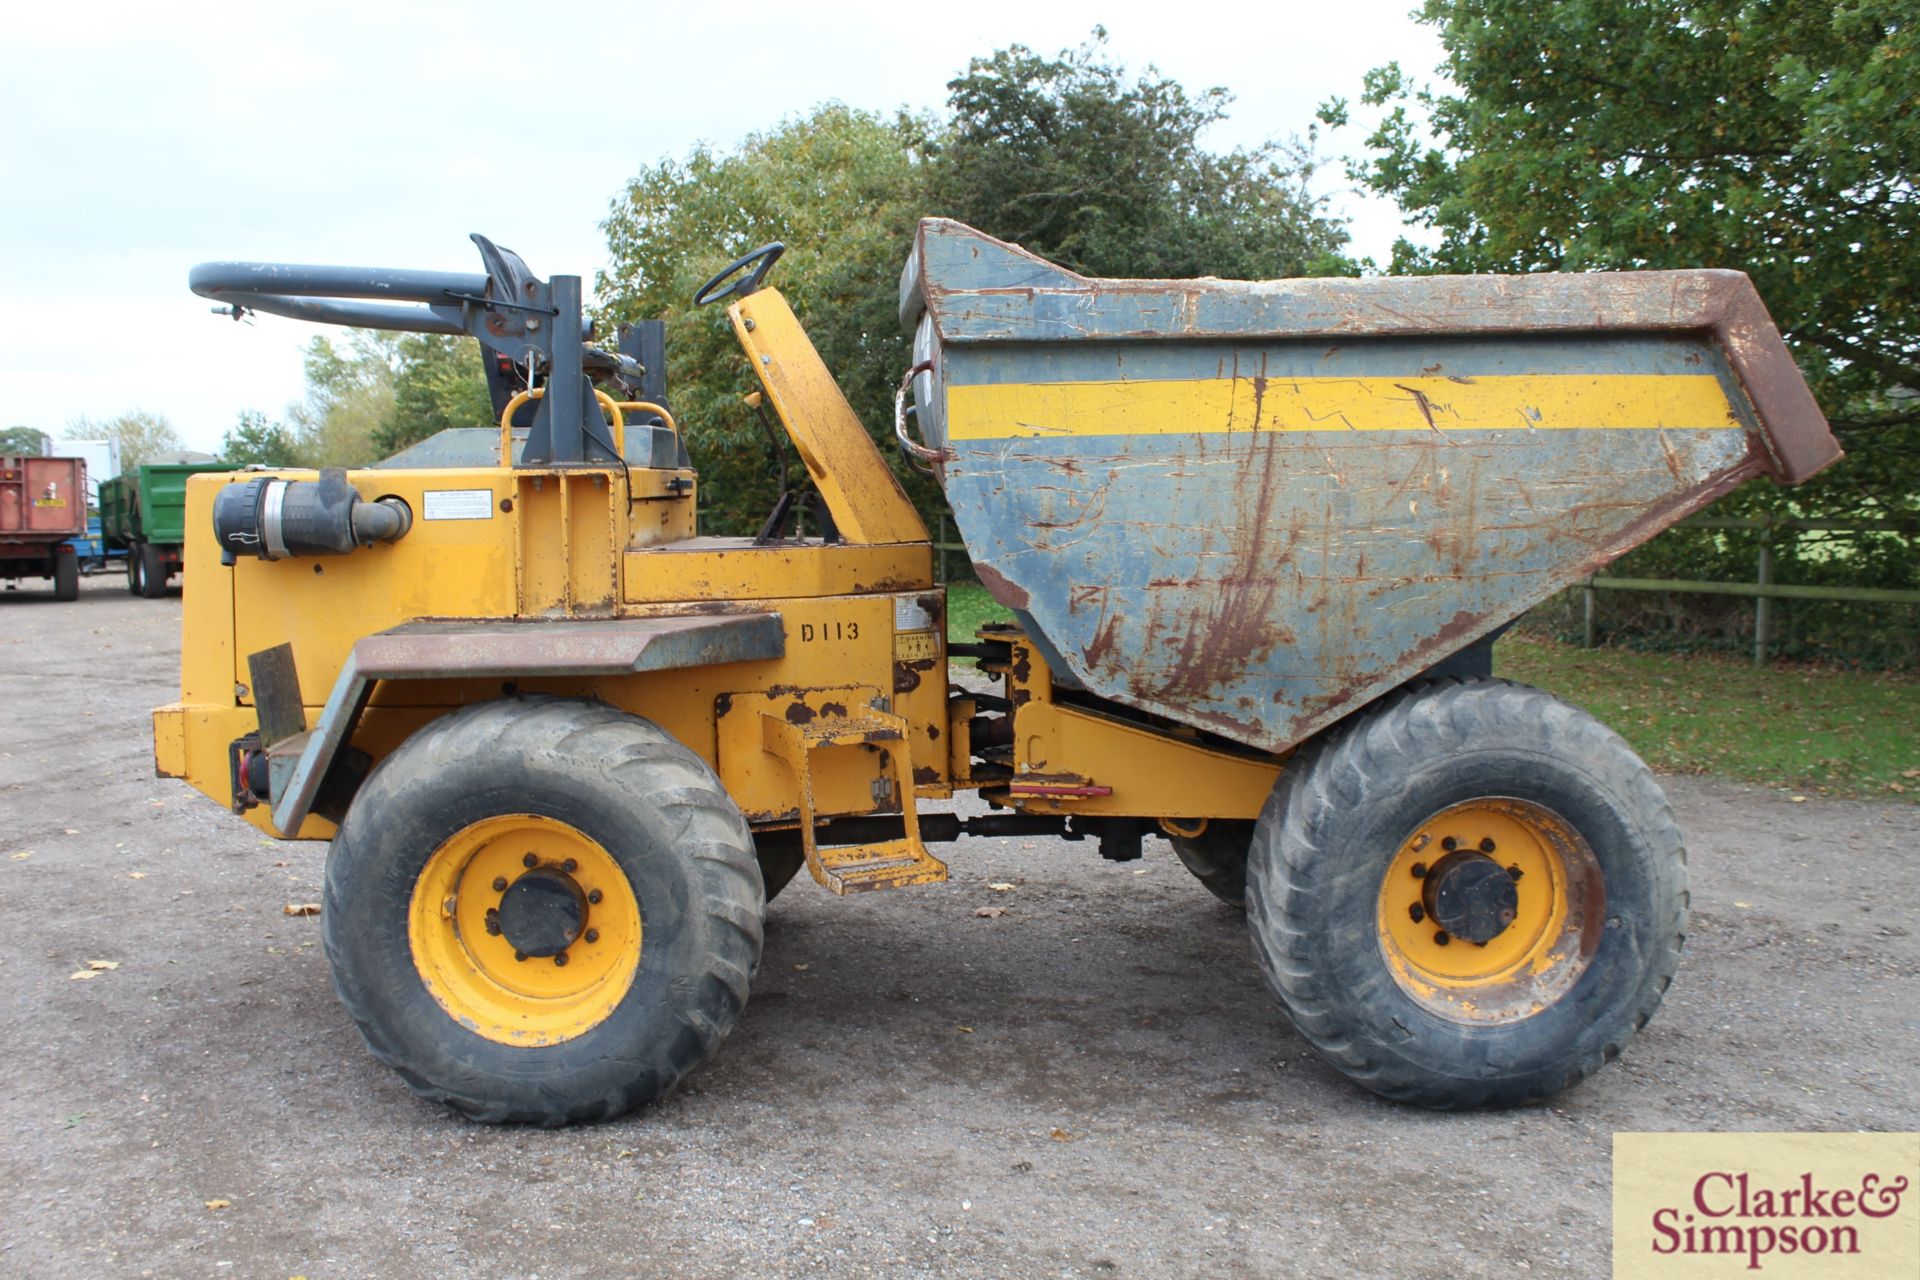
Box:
(1, 456), (86, 601)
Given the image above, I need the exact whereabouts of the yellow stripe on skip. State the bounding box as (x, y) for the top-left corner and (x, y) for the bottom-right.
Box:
(945, 374), (1740, 440)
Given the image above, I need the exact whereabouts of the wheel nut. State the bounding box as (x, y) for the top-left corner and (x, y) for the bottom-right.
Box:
(492, 876), (509, 892)
(1434, 930), (1451, 946)
(587, 889), (603, 905)
(1440, 836), (1458, 852)
(562, 858), (578, 874)
(1479, 837), (1496, 853)
(514, 951), (528, 962)
(523, 853), (538, 868)
(1410, 862), (1428, 879)
(1507, 864), (1523, 881)
(584, 928), (599, 944)
(1408, 903), (1425, 924)
(554, 952), (569, 967)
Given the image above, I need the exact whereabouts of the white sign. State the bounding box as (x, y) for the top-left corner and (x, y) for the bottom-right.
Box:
(894, 596), (934, 633)
(423, 489), (495, 521)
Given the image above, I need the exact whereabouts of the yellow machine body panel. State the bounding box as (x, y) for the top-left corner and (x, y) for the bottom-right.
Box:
(154, 282), (1293, 891)
(731, 290), (928, 547)
(988, 632), (1285, 820)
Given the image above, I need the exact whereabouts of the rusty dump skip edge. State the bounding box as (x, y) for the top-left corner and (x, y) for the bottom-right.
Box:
(908, 219), (1841, 485)
(905, 219), (1847, 755)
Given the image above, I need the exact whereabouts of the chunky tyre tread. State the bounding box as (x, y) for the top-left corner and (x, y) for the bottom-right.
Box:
(1244, 677), (1687, 1109)
(323, 696), (763, 1126)
(1168, 821), (1256, 908)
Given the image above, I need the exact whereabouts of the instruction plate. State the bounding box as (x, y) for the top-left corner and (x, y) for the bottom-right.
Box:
(894, 632), (939, 661)
(423, 489), (494, 521)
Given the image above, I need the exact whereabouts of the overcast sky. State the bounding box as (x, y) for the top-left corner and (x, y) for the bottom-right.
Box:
(1, 1), (1444, 454)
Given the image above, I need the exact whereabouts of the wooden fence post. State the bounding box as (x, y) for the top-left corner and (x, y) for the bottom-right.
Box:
(1582, 583), (1597, 648)
(1753, 537), (1773, 667)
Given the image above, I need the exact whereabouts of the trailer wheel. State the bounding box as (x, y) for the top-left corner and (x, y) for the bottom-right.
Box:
(1168, 821), (1254, 908)
(51, 548), (79, 602)
(1244, 678), (1685, 1109)
(322, 696), (763, 1126)
(126, 544), (143, 596)
(137, 542), (168, 598)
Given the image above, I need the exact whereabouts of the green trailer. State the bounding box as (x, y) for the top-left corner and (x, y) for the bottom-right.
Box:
(99, 462), (240, 597)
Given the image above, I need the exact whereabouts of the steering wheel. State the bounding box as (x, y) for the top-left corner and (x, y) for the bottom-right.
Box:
(692, 243), (786, 307)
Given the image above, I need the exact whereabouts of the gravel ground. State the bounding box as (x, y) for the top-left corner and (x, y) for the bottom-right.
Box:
(2, 576), (1915, 1279)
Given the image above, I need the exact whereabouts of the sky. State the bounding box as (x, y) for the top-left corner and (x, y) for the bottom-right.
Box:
(0, 1), (1445, 454)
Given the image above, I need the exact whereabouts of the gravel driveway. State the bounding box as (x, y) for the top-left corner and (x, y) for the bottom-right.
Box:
(3, 577), (1914, 1278)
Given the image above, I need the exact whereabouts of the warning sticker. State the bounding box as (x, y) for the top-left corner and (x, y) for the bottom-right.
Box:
(894, 597), (935, 632)
(894, 632), (940, 661)
(423, 489), (495, 521)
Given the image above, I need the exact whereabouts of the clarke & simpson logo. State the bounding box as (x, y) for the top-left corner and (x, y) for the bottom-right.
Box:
(1613, 1133), (1920, 1279)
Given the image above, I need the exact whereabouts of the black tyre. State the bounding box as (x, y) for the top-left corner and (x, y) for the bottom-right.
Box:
(51, 548), (79, 602)
(755, 841), (808, 904)
(1244, 678), (1686, 1109)
(323, 696), (763, 1125)
(126, 544), (143, 596)
(1168, 820), (1255, 908)
(137, 542), (168, 598)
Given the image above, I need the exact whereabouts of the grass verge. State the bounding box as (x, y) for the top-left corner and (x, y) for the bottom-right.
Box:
(1494, 634), (1918, 801)
(946, 582), (1012, 645)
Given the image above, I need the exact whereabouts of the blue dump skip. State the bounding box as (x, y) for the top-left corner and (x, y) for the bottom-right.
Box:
(900, 220), (1840, 752)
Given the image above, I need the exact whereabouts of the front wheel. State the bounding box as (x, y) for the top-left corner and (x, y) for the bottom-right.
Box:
(1244, 678), (1686, 1109)
(323, 696), (763, 1125)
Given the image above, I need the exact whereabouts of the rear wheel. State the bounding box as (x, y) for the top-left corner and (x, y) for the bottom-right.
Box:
(126, 544), (143, 596)
(51, 548), (78, 602)
(323, 696), (763, 1125)
(755, 841), (807, 904)
(1244, 678), (1685, 1109)
(1167, 820), (1255, 908)
(137, 542), (168, 598)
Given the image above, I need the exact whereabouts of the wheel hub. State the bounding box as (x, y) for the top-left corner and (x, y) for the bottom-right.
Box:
(495, 867), (588, 957)
(1423, 851), (1519, 944)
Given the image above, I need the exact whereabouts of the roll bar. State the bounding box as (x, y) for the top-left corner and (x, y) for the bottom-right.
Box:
(189, 235), (630, 467)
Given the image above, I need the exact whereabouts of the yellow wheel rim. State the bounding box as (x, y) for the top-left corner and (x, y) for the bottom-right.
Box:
(407, 814), (642, 1046)
(1377, 798), (1603, 1023)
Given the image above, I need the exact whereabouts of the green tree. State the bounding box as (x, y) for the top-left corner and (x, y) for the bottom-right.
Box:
(67, 410), (185, 470)
(1329, 0), (1918, 658)
(599, 37), (1354, 534)
(936, 30), (1352, 280)
(284, 331), (491, 464)
(1328, 1), (1917, 506)
(0, 426), (49, 456)
(287, 333), (395, 467)
(220, 410), (301, 466)
(370, 334), (494, 458)
(600, 103), (936, 532)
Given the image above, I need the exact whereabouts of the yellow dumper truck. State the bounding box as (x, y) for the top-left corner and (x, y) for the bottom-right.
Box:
(159, 223), (1839, 1123)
